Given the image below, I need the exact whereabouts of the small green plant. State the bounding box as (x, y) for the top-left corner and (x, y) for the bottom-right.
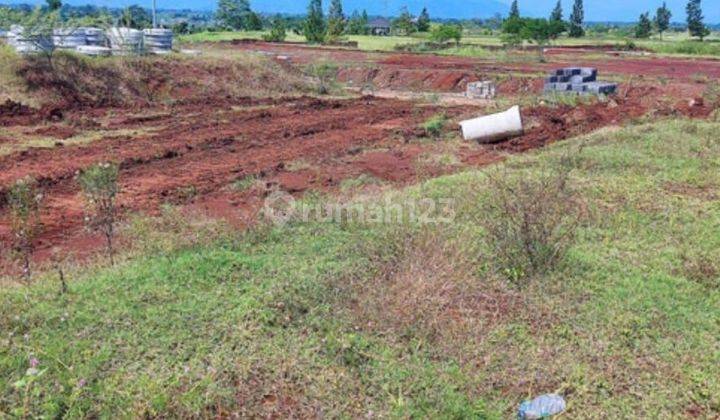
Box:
(7, 176), (42, 281)
(308, 62), (338, 95)
(340, 174), (381, 192)
(174, 185), (198, 203)
(703, 83), (720, 106)
(479, 157), (581, 285)
(422, 113), (447, 138)
(77, 162), (120, 265)
(231, 175), (258, 192)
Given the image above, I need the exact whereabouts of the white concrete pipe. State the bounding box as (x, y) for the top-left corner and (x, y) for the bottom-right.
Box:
(459, 105), (524, 143)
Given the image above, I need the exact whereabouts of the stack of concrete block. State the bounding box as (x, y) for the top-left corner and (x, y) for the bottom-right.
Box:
(544, 67), (617, 95)
(466, 81), (497, 99)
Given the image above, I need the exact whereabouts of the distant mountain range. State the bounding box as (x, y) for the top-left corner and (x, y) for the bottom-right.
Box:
(1, 0), (719, 23)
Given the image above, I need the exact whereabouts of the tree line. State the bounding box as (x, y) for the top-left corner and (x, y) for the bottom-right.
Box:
(504, 0), (712, 44)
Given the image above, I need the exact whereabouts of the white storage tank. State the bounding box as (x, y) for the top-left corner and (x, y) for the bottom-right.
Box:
(8, 26), (54, 55)
(53, 28), (87, 50)
(83, 28), (107, 47)
(143, 28), (173, 54)
(107, 27), (143, 55)
(76, 45), (112, 57)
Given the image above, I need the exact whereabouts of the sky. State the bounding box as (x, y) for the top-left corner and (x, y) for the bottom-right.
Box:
(1, 0), (719, 23)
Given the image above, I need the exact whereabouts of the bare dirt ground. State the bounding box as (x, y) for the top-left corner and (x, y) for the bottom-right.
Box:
(0, 41), (717, 271)
(224, 40), (720, 90)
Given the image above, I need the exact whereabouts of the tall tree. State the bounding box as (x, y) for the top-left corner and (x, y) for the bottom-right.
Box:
(347, 9), (370, 35)
(122, 5), (152, 29)
(655, 2), (672, 40)
(216, 0), (251, 30)
(263, 14), (287, 41)
(635, 12), (652, 38)
(326, 0), (345, 37)
(46, 0), (62, 11)
(245, 11), (262, 30)
(304, 0), (325, 43)
(417, 7), (431, 32)
(521, 18), (565, 61)
(568, 0), (584, 37)
(686, 0), (709, 40)
(393, 7), (416, 36)
(509, 0), (520, 19)
(550, 0), (563, 23)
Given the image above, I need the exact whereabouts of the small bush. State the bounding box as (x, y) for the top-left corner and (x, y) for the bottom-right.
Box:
(422, 113), (447, 138)
(6, 176), (42, 281)
(77, 162), (120, 265)
(430, 24), (463, 45)
(307, 62), (338, 95)
(703, 82), (720, 106)
(478, 158), (581, 284)
(262, 16), (287, 42)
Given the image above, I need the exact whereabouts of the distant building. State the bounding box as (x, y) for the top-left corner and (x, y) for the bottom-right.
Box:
(367, 18), (391, 36)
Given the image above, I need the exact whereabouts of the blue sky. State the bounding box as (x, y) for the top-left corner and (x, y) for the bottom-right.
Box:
(2, 0), (719, 22)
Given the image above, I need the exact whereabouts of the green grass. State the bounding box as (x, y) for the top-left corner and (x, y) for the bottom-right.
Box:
(179, 29), (720, 57)
(0, 45), (34, 106)
(177, 30), (305, 44)
(642, 40), (720, 57)
(1, 118), (719, 417)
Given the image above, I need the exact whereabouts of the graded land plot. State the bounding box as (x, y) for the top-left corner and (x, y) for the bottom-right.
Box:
(0, 41), (718, 269)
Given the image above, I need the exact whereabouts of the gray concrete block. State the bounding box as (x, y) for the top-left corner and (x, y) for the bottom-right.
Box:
(586, 82), (617, 95)
(569, 74), (596, 83)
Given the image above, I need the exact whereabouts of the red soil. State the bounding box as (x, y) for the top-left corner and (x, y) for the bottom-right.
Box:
(227, 40), (720, 93)
(1, 43), (718, 273)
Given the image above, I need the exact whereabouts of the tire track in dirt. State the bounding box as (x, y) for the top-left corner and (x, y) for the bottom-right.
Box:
(0, 96), (458, 261)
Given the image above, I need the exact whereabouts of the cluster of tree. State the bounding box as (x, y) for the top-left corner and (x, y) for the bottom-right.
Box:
(301, 0), (433, 43)
(502, 0), (713, 47)
(429, 23), (463, 45)
(216, 0), (262, 31)
(0, 0), (216, 34)
(501, 0), (569, 59)
(0, 1), (186, 30)
(391, 6), (431, 35)
(635, 0), (709, 40)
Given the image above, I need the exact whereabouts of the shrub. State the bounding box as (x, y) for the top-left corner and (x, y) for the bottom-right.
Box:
(478, 158), (581, 285)
(422, 113), (447, 138)
(430, 24), (463, 45)
(77, 163), (120, 265)
(263, 16), (287, 42)
(307, 62), (337, 95)
(7, 176), (42, 281)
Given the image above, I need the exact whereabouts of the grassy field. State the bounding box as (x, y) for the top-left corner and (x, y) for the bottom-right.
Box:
(2, 118), (719, 417)
(178, 29), (720, 57)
